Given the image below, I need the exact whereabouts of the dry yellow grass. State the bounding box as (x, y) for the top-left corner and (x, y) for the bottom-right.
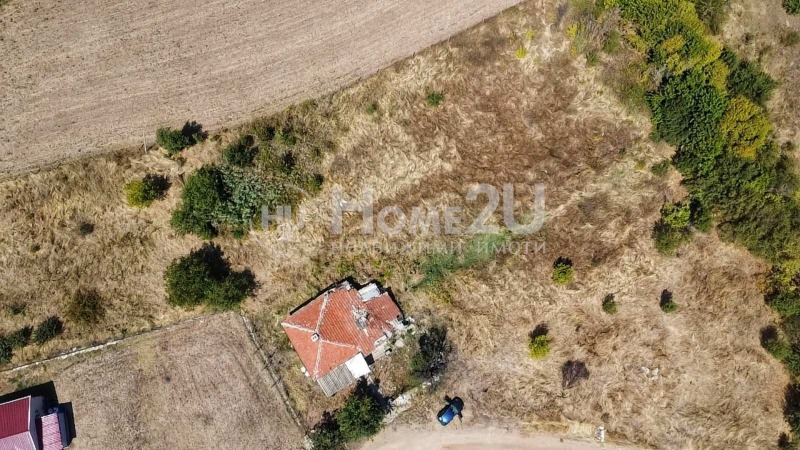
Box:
(0, 1), (789, 448)
(0, 313), (303, 449)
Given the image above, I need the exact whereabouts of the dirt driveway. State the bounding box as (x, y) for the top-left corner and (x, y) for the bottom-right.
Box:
(0, 0), (521, 176)
(365, 427), (642, 450)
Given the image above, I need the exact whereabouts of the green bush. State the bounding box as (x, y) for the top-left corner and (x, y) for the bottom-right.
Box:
(719, 96), (772, 159)
(603, 30), (622, 54)
(410, 326), (451, 381)
(274, 127), (297, 146)
(552, 257), (574, 285)
(602, 294), (618, 314)
(762, 326), (792, 360)
(66, 289), (105, 326)
(222, 135), (257, 167)
(651, 159), (671, 176)
(163, 243), (256, 310)
(5, 327), (32, 349)
(156, 121), (205, 156)
(336, 390), (384, 442)
(785, 0), (800, 15)
(171, 166), (227, 239)
(727, 59), (778, 106)
(124, 174), (170, 207)
(33, 316), (64, 344)
(425, 91), (445, 107)
(660, 289), (678, 313)
(528, 335), (551, 359)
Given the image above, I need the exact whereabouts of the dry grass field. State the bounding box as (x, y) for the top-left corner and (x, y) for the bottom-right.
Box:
(0, 0), (521, 177)
(0, 0), (793, 449)
(0, 313), (303, 450)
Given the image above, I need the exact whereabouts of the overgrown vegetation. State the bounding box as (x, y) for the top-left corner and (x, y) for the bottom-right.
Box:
(124, 174), (170, 207)
(552, 257), (574, 285)
(171, 122), (324, 239)
(410, 325), (452, 382)
(308, 382), (385, 449)
(163, 243), (256, 310)
(156, 121), (205, 156)
(66, 289), (106, 326)
(416, 233), (511, 289)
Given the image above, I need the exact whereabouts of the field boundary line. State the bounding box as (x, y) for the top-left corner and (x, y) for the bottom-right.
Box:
(238, 313), (305, 432)
(1, 313), (216, 374)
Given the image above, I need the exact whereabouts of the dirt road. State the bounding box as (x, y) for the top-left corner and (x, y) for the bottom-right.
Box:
(0, 0), (521, 176)
(365, 427), (641, 450)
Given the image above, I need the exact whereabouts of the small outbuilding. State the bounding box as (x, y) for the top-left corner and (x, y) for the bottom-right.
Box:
(282, 280), (407, 396)
(0, 395), (68, 450)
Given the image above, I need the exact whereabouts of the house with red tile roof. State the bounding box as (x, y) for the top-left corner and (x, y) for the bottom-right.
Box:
(0, 395), (65, 450)
(282, 280), (407, 396)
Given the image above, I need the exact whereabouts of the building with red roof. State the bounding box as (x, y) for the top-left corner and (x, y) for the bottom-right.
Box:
(282, 280), (407, 396)
(0, 395), (66, 450)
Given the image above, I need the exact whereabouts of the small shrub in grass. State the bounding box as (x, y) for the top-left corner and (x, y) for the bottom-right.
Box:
(274, 127), (297, 146)
(76, 221), (94, 237)
(585, 51), (600, 67)
(67, 289), (105, 326)
(650, 159), (671, 176)
(6, 327), (32, 349)
(561, 360), (589, 389)
(782, 31), (800, 47)
(365, 102), (379, 115)
(603, 30), (621, 54)
(33, 316), (63, 344)
(552, 257), (574, 285)
(762, 326), (792, 360)
(8, 302), (26, 316)
(124, 174), (170, 207)
(652, 202), (693, 255)
(0, 339), (11, 364)
(528, 335), (551, 359)
(170, 165), (227, 239)
(660, 289), (677, 313)
(336, 387), (384, 442)
(164, 243), (256, 310)
(602, 294), (617, 314)
(222, 135), (257, 167)
(785, 0), (800, 15)
(425, 91), (444, 107)
(156, 121), (205, 156)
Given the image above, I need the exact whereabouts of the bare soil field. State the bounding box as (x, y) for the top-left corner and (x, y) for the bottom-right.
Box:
(0, 0), (521, 177)
(0, 1), (790, 449)
(0, 313), (303, 450)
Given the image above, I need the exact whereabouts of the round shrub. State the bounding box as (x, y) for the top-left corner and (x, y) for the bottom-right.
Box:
(528, 335), (551, 359)
(602, 294), (618, 314)
(336, 391), (384, 442)
(552, 257), (574, 285)
(125, 174), (170, 207)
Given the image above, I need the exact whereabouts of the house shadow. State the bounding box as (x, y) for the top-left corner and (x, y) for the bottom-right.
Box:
(0, 381), (76, 445)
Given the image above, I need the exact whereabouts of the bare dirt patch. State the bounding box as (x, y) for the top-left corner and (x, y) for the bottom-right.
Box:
(0, 0), (522, 177)
(0, 313), (303, 450)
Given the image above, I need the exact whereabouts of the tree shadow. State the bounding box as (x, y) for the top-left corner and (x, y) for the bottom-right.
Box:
(659, 289), (673, 308)
(529, 323), (549, 340)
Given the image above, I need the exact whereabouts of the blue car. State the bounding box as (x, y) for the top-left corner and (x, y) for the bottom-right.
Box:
(437, 397), (464, 426)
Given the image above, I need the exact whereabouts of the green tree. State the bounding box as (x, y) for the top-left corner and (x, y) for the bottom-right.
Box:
(156, 121), (205, 156)
(720, 96), (772, 159)
(171, 166), (227, 239)
(163, 243), (256, 310)
(336, 390), (384, 442)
